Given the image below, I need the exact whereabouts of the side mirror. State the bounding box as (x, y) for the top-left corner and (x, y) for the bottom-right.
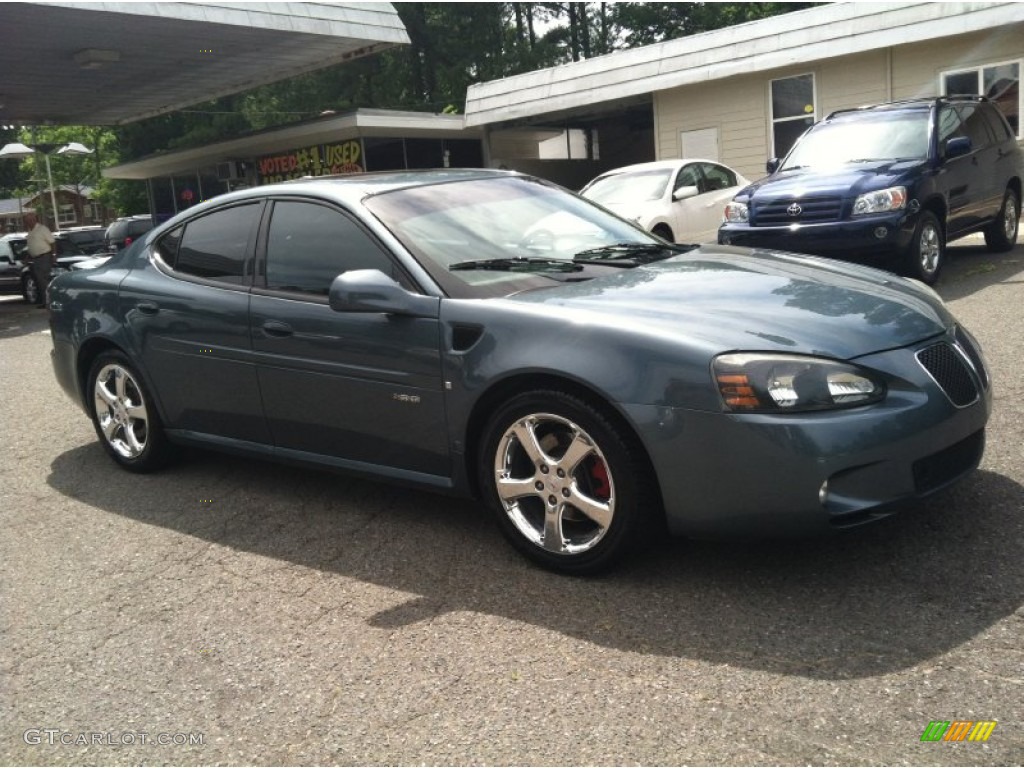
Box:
(328, 269), (439, 318)
(672, 185), (699, 201)
(944, 136), (972, 159)
(766, 158), (781, 174)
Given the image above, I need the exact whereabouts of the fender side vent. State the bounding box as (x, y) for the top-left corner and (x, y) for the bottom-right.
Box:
(450, 324), (484, 352)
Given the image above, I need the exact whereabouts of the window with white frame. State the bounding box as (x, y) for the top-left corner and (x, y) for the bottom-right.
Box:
(58, 204), (76, 226)
(770, 73), (816, 159)
(942, 60), (1021, 138)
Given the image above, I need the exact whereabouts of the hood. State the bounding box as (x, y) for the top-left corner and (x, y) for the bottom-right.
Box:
(739, 160), (925, 200)
(508, 245), (950, 360)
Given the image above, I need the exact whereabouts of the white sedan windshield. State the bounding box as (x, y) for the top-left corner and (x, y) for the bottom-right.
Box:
(582, 169), (672, 205)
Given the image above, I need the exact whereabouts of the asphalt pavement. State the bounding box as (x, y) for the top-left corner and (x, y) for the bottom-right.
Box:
(1, 236), (1022, 766)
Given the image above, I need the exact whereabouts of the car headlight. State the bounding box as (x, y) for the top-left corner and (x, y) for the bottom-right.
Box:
(713, 353), (885, 412)
(852, 186), (907, 216)
(723, 201), (748, 223)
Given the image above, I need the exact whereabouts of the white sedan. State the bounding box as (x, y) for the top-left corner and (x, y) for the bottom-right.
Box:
(581, 159), (749, 244)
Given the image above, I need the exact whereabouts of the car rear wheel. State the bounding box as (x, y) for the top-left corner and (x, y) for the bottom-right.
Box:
(904, 211), (944, 284)
(87, 352), (173, 472)
(21, 273), (39, 304)
(984, 188), (1020, 252)
(479, 390), (654, 574)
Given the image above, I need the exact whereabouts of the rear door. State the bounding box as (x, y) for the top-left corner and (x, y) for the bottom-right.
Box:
(249, 197), (449, 478)
(119, 201), (269, 443)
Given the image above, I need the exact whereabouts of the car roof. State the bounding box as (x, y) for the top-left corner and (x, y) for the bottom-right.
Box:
(594, 159), (724, 178)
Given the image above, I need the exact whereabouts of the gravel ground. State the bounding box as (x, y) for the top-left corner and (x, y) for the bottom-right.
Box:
(1, 237), (1022, 766)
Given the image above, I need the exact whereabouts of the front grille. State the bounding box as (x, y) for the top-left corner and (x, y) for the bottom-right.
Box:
(753, 196), (843, 225)
(913, 429), (985, 494)
(954, 326), (989, 390)
(917, 342), (979, 407)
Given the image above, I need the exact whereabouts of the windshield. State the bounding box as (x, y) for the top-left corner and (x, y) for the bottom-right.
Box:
(364, 176), (658, 297)
(782, 111), (929, 170)
(582, 169), (672, 205)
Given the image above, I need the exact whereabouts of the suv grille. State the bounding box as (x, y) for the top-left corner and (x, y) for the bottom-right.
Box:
(916, 342), (979, 406)
(754, 196), (842, 225)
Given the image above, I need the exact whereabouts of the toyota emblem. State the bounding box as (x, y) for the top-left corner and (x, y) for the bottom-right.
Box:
(787, 203), (802, 217)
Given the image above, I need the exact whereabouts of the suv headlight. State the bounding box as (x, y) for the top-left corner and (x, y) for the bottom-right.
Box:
(853, 186), (907, 216)
(723, 201), (748, 223)
(713, 353), (885, 412)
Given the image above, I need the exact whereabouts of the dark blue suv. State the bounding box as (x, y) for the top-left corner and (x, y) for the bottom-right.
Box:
(719, 96), (1023, 283)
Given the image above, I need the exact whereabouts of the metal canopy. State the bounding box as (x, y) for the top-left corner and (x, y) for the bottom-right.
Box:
(0, 2), (409, 126)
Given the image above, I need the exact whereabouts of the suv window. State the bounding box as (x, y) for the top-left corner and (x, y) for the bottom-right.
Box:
(172, 204), (259, 283)
(264, 201), (397, 295)
(782, 109), (929, 170)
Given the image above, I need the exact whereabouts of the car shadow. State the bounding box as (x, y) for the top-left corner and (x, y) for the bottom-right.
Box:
(937, 238), (1024, 302)
(47, 443), (1024, 681)
(0, 296), (49, 338)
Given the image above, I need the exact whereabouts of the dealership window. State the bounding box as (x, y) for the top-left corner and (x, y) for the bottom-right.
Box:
(942, 61), (1021, 137)
(58, 204), (76, 226)
(770, 73), (816, 158)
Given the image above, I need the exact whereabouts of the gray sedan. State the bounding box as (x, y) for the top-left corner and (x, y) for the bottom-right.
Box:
(47, 170), (991, 573)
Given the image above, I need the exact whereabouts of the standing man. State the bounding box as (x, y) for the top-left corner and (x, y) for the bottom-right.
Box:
(24, 211), (55, 308)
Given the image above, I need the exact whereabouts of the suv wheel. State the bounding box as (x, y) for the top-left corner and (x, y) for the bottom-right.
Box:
(984, 188), (1020, 253)
(904, 211), (944, 284)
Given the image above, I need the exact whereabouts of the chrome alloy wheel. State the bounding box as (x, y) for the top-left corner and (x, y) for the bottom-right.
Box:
(1003, 196), (1019, 241)
(918, 221), (942, 277)
(93, 363), (150, 459)
(493, 412), (615, 555)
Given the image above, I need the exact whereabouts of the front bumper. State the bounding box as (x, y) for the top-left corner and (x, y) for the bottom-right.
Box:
(718, 210), (918, 258)
(623, 328), (991, 537)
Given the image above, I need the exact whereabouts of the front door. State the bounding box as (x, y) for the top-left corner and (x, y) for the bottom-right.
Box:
(249, 198), (449, 478)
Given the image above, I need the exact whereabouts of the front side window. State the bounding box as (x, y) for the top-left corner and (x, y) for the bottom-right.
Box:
(942, 61), (1021, 137)
(172, 204), (259, 283)
(675, 165), (702, 191)
(264, 201), (398, 295)
(770, 73), (816, 158)
(698, 163), (738, 192)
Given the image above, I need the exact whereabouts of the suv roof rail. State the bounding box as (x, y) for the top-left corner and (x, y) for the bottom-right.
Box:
(826, 95), (990, 120)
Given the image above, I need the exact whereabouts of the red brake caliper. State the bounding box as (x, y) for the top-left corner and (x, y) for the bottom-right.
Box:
(590, 460), (611, 500)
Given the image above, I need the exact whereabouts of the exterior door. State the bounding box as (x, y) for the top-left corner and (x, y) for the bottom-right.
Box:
(119, 201), (269, 443)
(249, 198), (449, 477)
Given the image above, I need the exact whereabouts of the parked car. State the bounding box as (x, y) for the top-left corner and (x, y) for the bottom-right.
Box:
(719, 95), (1023, 283)
(60, 225), (107, 255)
(48, 170), (990, 574)
(0, 231), (94, 304)
(103, 214), (154, 253)
(581, 159), (749, 244)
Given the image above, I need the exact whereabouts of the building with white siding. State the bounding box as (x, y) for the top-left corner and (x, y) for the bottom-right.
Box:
(466, 2), (1024, 187)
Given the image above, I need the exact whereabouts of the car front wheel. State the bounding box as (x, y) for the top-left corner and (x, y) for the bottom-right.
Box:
(87, 352), (173, 472)
(984, 188), (1020, 252)
(904, 211), (944, 284)
(479, 390), (654, 574)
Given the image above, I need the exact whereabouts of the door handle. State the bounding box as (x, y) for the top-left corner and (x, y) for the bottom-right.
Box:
(261, 320), (294, 338)
(137, 301), (159, 315)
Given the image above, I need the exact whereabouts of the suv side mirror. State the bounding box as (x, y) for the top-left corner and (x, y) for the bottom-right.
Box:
(944, 136), (972, 159)
(766, 158), (780, 174)
(328, 269), (439, 318)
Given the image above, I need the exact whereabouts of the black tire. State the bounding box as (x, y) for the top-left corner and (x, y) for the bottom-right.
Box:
(22, 274), (39, 305)
(651, 224), (674, 242)
(902, 211), (944, 285)
(478, 390), (657, 574)
(984, 188), (1020, 253)
(87, 351), (173, 472)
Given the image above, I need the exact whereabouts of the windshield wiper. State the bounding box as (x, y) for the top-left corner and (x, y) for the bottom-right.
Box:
(572, 242), (694, 266)
(449, 257), (582, 273)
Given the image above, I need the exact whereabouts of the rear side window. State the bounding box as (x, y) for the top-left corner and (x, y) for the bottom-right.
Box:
(264, 200), (398, 295)
(166, 204), (259, 283)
